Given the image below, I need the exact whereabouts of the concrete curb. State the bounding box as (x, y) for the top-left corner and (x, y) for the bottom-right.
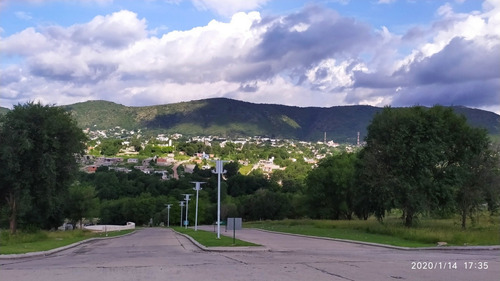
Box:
(0, 230), (138, 260)
(172, 229), (269, 252)
(252, 228), (500, 251)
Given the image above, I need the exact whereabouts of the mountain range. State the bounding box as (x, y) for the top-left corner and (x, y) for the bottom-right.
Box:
(1, 98), (499, 143)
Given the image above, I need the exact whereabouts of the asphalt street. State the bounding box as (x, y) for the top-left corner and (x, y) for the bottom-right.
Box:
(0, 227), (498, 281)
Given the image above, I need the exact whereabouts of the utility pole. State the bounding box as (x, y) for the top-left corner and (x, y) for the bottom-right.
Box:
(191, 182), (205, 231)
(165, 204), (171, 227)
(179, 201), (185, 227)
(212, 159), (227, 239)
(182, 194), (192, 229)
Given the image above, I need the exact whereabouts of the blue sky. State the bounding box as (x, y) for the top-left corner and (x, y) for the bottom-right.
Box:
(1, 0), (499, 114)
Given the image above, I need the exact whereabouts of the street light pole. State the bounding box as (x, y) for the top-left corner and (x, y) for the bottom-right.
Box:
(165, 204), (171, 227)
(212, 159), (227, 239)
(179, 201), (185, 227)
(191, 182), (205, 231)
(182, 194), (192, 229)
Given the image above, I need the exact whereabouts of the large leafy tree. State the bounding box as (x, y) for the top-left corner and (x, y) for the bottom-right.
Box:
(305, 153), (357, 220)
(0, 102), (87, 233)
(358, 106), (493, 227)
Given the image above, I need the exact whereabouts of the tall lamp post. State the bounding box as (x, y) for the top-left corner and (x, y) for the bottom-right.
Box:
(212, 159), (227, 239)
(182, 194), (192, 229)
(191, 182), (205, 231)
(165, 204), (171, 227)
(179, 201), (185, 227)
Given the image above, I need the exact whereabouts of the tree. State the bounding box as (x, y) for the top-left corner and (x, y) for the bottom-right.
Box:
(100, 139), (123, 156)
(454, 136), (499, 229)
(66, 182), (99, 229)
(0, 102), (87, 233)
(305, 153), (357, 220)
(359, 106), (493, 227)
(130, 136), (142, 152)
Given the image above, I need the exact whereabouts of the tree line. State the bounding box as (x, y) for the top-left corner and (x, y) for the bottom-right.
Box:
(1, 103), (499, 234)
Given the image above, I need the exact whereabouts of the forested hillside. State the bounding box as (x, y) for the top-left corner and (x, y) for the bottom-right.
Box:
(2, 99), (498, 143)
(65, 98), (500, 143)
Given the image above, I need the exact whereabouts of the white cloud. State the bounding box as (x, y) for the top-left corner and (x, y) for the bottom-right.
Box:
(0, 2), (499, 115)
(14, 11), (32, 20)
(352, 0), (500, 112)
(191, 0), (270, 17)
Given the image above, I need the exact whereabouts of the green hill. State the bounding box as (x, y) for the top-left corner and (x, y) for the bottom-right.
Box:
(0, 107), (10, 115)
(63, 98), (500, 143)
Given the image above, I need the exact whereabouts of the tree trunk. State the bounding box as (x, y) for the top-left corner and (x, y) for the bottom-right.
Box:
(404, 209), (413, 227)
(7, 193), (17, 234)
(461, 209), (467, 230)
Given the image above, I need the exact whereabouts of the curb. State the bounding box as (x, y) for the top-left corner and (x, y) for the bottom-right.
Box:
(0, 230), (138, 260)
(172, 229), (269, 252)
(252, 228), (500, 251)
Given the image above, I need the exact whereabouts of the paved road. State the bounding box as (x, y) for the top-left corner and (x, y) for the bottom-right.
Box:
(1, 228), (498, 281)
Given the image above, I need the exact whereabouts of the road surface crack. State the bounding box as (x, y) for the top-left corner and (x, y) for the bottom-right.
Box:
(304, 263), (355, 281)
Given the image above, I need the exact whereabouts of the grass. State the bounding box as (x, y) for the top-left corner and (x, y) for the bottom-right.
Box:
(244, 214), (500, 248)
(0, 229), (135, 255)
(238, 164), (254, 175)
(172, 227), (260, 247)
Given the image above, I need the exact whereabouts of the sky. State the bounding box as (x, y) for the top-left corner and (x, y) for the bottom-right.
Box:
(1, 0), (499, 114)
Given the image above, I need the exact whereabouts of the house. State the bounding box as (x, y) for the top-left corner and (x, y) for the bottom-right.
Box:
(134, 166), (153, 174)
(184, 164), (196, 174)
(142, 158), (153, 166)
(156, 157), (168, 166)
(127, 158), (138, 163)
(154, 170), (169, 180)
(83, 165), (97, 173)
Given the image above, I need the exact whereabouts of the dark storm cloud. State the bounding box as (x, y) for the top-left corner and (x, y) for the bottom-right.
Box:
(392, 79), (500, 108)
(248, 5), (374, 80)
(408, 37), (500, 85)
(353, 71), (405, 88)
(353, 37), (500, 89)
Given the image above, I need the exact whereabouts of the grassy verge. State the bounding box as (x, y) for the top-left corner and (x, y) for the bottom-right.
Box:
(0, 229), (135, 255)
(245, 215), (500, 248)
(173, 227), (260, 247)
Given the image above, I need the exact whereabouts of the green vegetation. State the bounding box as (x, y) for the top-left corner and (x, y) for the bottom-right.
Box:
(63, 98), (500, 143)
(357, 106), (498, 227)
(172, 227), (259, 247)
(245, 215), (500, 247)
(0, 229), (134, 255)
(0, 102), (87, 234)
(0, 106), (9, 115)
(1, 102), (498, 247)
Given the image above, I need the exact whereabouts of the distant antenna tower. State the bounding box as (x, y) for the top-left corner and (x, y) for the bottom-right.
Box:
(357, 131), (360, 146)
(324, 132), (326, 143)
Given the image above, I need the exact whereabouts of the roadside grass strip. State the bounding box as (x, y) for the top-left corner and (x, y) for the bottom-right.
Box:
(173, 227), (260, 247)
(245, 216), (500, 248)
(0, 229), (135, 255)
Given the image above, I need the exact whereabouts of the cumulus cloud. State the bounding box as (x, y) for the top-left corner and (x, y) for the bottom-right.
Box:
(0, 2), (499, 114)
(351, 0), (500, 111)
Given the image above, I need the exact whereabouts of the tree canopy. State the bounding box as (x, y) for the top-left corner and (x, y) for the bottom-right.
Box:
(357, 106), (495, 227)
(0, 102), (87, 233)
